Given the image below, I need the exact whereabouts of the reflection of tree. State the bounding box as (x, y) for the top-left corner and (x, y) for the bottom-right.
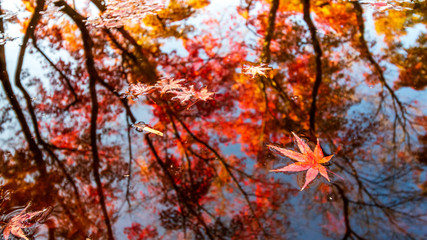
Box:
(391, 35), (427, 90)
(166, 108), (270, 237)
(352, 2), (410, 141)
(0, 0), (426, 239)
(0, 5), (47, 178)
(301, 0), (324, 133)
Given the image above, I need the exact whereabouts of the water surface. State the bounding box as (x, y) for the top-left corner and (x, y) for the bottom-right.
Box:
(0, 0), (426, 239)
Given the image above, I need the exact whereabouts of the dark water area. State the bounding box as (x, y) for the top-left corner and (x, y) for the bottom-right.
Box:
(0, 0), (426, 239)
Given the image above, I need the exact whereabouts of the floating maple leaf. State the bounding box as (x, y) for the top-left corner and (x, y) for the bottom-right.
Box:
(122, 78), (214, 108)
(171, 86), (195, 104)
(269, 132), (334, 191)
(132, 121), (163, 136)
(2, 202), (53, 240)
(192, 87), (214, 101)
(242, 64), (271, 78)
(171, 86), (215, 104)
(128, 83), (155, 97)
(121, 83), (154, 99)
(180, 87), (215, 109)
(155, 77), (186, 94)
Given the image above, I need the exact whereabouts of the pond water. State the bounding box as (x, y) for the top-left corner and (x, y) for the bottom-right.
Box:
(0, 0), (426, 239)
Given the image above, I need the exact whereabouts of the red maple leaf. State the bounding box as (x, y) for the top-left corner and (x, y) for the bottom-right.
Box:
(268, 132), (334, 191)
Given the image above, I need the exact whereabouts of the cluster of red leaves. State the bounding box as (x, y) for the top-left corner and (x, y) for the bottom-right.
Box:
(123, 77), (215, 105)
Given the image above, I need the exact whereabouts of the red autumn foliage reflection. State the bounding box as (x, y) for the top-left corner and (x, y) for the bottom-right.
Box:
(0, 0), (426, 239)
